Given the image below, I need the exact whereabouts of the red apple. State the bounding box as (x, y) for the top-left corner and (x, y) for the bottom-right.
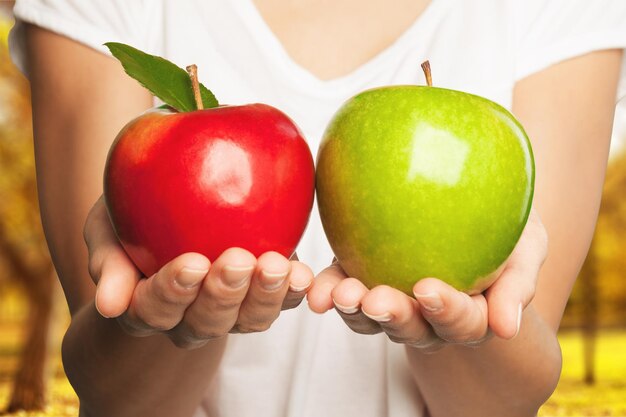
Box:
(104, 104), (315, 277)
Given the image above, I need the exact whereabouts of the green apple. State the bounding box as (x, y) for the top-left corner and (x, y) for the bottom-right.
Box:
(316, 70), (534, 295)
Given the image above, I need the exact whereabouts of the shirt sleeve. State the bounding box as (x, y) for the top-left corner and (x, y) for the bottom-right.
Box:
(8, 0), (159, 75)
(514, 0), (626, 100)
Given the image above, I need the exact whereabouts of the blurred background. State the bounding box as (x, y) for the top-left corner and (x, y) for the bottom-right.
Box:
(0, 4), (625, 417)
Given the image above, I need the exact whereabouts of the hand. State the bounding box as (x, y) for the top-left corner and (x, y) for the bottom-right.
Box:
(84, 196), (314, 348)
(307, 208), (548, 351)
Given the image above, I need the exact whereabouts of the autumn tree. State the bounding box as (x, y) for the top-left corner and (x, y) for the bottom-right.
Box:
(0, 14), (56, 412)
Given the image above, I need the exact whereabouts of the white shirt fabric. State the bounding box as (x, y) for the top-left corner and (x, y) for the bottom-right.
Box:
(9, 1), (626, 416)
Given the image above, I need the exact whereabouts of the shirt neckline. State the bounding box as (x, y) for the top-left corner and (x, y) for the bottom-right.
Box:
(231, 0), (450, 97)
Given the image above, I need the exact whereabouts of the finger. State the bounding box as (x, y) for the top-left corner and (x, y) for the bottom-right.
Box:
(84, 196), (128, 283)
(169, 248), (256, 346)
(122, 253), (210, 333)
(331, 278), (381, 335)
(95, 247), (142, 318)
(84, 197), (142, 318)
(484, 266), (530, 340)
(413, 278), (489, 344)
(486, 210), (548, 339)
(307, 262), (346, 313)
(485, 264), (539, 340)
(234, 251), (291, 333)
(281, 261), (314, 310)
(360, 285), (439, 347)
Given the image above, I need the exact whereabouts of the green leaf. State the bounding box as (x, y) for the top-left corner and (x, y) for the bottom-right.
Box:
(104, 42), (218, 112)
(157, 103), (175, 111)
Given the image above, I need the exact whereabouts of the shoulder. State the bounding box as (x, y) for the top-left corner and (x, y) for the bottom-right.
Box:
(9, 0), (164, 74)
(506, 0), (626, 82)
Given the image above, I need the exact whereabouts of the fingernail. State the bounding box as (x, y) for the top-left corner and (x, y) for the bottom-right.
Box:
(260, 270), (288, 291)
(333, 299), (359, 314)
(290, 280), (312, 293)
(176, 267), (208, 289)
(415, 292), (444, 312)
(222, 265), (254, 288)
(514, 303), (523, 338)
(362, 310), (393, 323)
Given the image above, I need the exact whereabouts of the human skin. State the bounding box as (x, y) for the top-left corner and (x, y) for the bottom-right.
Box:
(23, 0), (622, 415)
(307, 51), (623, 416)
(316, 86), (535, 295)
(24, 25), (315, 417)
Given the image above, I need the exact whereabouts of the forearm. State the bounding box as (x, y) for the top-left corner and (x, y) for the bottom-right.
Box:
(64, 302), (226, 417)
(406, 304), (561, 417)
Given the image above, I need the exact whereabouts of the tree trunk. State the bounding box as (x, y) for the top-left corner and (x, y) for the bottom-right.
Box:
(579, 243), (598, 386)
(5, 268), (54, 412)
(0, 220), (55, 412)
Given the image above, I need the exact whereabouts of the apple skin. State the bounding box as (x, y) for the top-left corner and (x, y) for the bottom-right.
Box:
(316, 86), (534, 295)
(104, 104), (315, 277)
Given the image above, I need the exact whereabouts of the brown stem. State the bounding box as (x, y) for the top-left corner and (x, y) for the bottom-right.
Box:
(421, 60), (433, 87)
(186, 64), (204, 110)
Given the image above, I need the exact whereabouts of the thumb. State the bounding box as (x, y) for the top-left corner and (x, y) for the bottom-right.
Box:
(486, 209), (547, 339)
(95, 248), (141, 318)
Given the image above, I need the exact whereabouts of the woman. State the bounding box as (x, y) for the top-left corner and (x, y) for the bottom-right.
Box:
(9, 0), (626, 416)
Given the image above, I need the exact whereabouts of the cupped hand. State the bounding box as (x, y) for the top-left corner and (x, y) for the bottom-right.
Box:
(307, 209), (548, 351)
(84, 196), (314, 348)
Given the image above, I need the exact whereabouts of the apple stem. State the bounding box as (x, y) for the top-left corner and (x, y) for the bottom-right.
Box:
(421, 60), (433, 87)
(186, 64), (204, 110)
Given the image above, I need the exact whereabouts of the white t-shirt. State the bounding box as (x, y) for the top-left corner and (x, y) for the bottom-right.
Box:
(9, 1), (626, 416)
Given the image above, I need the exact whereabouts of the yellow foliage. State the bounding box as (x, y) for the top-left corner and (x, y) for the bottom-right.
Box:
(540, 331), (626, 416)
(0, 19), (11, 45)
(565, 150), (626, 328)
(1, 320), (625, 416)
(0, 9), (624, 417)
(0, 14), (50, 278)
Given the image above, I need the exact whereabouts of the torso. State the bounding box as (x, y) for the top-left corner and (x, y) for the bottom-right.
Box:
(154, 3), (520, 415)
